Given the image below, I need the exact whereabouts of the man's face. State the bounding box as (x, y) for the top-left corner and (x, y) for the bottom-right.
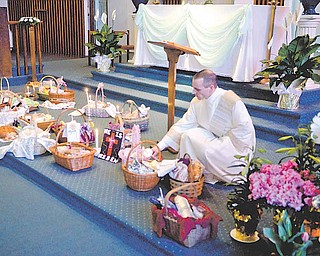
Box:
(192, 78), (214, 100)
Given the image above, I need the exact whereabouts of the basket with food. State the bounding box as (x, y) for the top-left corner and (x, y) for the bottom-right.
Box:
(151, 183), (222, 247)
(168, 153), (205, 198)
(122, 140), (161, 191)
(49, 126), (96, 171)
(121, 100), (150, 131)
(48, 76), (75, 104)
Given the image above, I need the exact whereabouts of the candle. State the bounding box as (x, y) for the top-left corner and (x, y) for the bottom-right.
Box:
(50, 80), (53, 92)
(95, 128), (99, 149)
(85, 88), (89, 106)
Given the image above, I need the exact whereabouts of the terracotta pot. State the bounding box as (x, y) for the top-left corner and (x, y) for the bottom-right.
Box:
(301, 0), (320, 15)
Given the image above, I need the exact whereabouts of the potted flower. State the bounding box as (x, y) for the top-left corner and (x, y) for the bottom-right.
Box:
(256, 34), (320, 110)
(85, 11), (124, 72)
(227, 154), (270, 242)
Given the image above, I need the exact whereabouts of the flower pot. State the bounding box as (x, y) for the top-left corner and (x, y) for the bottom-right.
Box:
(230, 209), (262, 243)
(93, 55), (112, 72)
(277, 93), (300, 110)
(301, 0), (320, 15)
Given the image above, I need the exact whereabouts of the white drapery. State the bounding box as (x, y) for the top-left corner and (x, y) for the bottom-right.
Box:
(134, 4), (289, 82)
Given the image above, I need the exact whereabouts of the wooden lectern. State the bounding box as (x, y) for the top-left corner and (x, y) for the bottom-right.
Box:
(148, 41), (200, 130)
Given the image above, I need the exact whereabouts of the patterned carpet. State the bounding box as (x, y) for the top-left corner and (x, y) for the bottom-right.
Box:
(2, 58), (318, 255)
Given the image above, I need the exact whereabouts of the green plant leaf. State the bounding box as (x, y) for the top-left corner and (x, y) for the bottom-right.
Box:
(275, 147), (296, 153)
(278, 136), (293, 141)
(308, 155), (320, 164)
(263, 228), (284, 256)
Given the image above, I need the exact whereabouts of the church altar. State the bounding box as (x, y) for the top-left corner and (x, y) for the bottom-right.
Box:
(134, 4), (289, 82)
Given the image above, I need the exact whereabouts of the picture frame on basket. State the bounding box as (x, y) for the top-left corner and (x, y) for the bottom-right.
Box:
(97, 128), (123, 163)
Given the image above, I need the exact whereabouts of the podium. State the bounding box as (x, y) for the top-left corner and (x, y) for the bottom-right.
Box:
(148, 41), (200, 130)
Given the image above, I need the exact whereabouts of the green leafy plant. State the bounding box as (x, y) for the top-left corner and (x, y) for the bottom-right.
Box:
(256, 35), (320, 93)
(227, 150), (272, 235)
(276, 124), (320, 187)
(85, 24), (124, 59)
(263, 210), (313, 256)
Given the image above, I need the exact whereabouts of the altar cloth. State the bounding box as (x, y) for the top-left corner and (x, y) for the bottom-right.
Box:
(134, 4), (289, 82)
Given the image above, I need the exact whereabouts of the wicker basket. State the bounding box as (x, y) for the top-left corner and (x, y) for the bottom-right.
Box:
(84, 85), (110, 118)
(37, 76), (57, 101)
(21, 108), (56, 131)
(51, 108), (86, 143)
(169, 175), (205, 198)
(122, 140), (160, 191)
(49, 127), (96, 171)
(47, 76), (75, 104)
(151, 183), (222, 247)
(121, 100), (149, 131)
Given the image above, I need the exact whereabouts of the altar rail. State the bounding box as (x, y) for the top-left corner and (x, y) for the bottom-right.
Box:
(8, 21), (43, 77)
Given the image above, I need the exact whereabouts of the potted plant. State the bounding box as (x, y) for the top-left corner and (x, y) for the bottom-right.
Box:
(227, 154), (270, 242)
(256, 34), (320, 110)
(85, 11), (124, 72)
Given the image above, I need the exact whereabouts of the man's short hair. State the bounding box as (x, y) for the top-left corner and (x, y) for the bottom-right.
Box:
(193, 69), (217, 88)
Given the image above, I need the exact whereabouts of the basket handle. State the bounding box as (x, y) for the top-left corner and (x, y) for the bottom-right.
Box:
(0, 77), (10, 91)
(121, 100), (141, 114)
(55, 107), (86, 126)
(125, 140), (162, 170)
(0, 90), (24, 107)
(95, 83), (105, 109)
(40, 75), (59, 86)
(164, 183), (197, 216)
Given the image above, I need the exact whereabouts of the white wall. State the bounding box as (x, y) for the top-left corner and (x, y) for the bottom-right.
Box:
(0, 0), (7, 7)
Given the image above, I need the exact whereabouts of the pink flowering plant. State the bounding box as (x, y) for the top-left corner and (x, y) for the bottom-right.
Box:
(249, 160), (319, 212)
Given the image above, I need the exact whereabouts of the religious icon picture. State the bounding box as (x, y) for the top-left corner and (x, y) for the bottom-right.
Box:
(98, 128), (123, 163)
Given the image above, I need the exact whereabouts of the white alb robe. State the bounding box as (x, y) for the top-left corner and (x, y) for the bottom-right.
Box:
(158, 87), (256, 183)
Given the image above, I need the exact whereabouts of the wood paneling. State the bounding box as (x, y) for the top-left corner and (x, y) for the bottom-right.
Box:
(7, 0), (85, 57)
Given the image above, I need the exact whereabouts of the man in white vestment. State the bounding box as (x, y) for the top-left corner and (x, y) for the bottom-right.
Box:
(153, 69), (256, 184)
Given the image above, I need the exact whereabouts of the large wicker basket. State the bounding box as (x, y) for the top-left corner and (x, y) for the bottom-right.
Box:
(49, 127), (96, 171)
(122, 140), (160, 191)
(121, 100), (149, 131)
(151, 183), (222, 247)
(169, 175), (205, 198)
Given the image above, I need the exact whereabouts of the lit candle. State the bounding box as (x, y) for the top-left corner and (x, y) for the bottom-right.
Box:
(85, 88), (89, 106)
(95, 128), (99, 149)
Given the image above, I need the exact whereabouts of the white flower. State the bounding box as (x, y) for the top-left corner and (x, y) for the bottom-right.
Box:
(311, 112), (320, 144)
(112, 10), (117, 21)
(101, 12), (107, 25)
(94, 9), (99, 21)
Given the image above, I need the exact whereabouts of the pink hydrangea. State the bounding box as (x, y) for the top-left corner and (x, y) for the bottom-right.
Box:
(248, 160), (314, 211)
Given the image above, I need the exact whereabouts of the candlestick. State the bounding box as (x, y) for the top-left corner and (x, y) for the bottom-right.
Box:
(95, 128), (99, 149)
